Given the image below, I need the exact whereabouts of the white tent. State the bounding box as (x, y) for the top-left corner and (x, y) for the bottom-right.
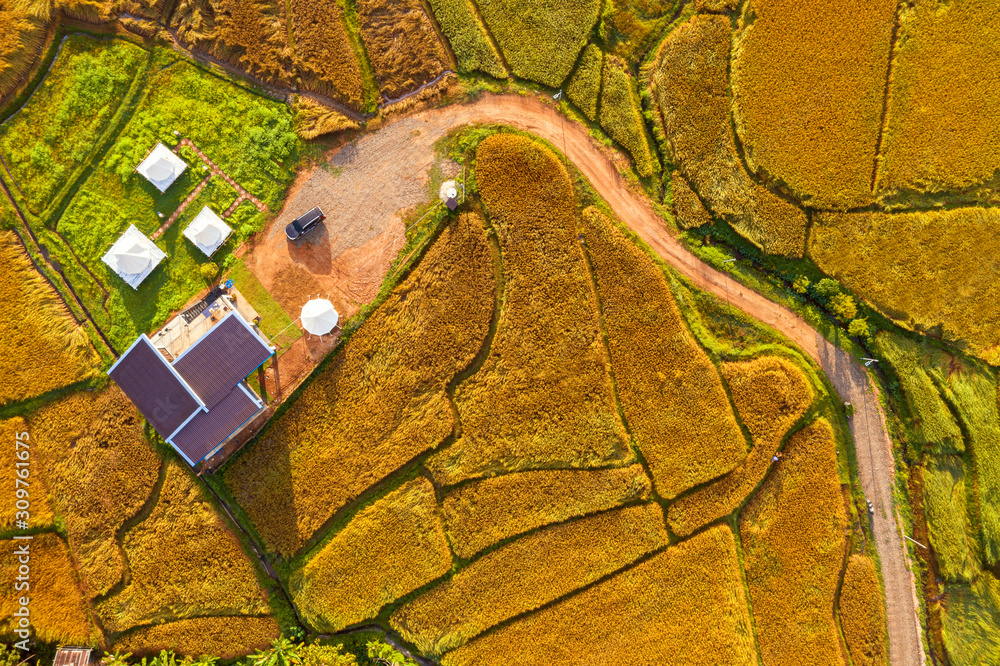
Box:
(301, 298), (339, 335)
(183, 206), (232, 257)
(137, 142), (187, 193)
(101, 225), (166, 289)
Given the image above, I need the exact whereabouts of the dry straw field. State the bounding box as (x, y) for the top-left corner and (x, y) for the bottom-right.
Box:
(650, 14), (807, 257)
(442, 464), (651, 558)
(288, 0), (366, 107)
(425, 135), (630, 487)
(0, 417), (54, 531)
(224, 212), (494, 557)
(582, 207), (746, 499)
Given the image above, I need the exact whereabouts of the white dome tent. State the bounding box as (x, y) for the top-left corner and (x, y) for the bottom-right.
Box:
(101, 224), (167, 289)
(136, 142), (188, 193)
(300, 298), (339, 336)
(183, 206), (233, 257)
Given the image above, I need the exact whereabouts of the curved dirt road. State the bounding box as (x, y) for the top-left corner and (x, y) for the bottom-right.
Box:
(349, 93), (924, 665)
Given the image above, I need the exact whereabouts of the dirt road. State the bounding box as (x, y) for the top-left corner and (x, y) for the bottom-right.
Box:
(346, 93), (924, 665)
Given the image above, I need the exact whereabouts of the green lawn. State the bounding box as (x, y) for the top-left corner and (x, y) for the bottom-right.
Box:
(226, 257), (302, 350)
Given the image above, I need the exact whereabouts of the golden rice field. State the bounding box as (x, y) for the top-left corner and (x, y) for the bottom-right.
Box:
(425, 136), (630, 486)
(391, 503), (667, 655)
(810, 207), (1000, 365)
(0, 417), (54, 532)
(941, 570), (1000, 665)
(600, 56), (658, 178)
(0, 5), (45, 99)
(97, 461), (271, 633)
(114, 616), (281, 658)
(474, 0), (601, 88)
(582, 206), (746, 498)
(730, 0), (897, 209)
(224, 212), (493, 557)
(565, 43), (601, 121)
(427, 0), (507, 79)
(839, 555), (889, 666)
(354, 0), (448, 100)
(442, 464), (651, 558)
(28, 386), (160, 598)
(740, 419), (848, 666)
(442, 524), (756, 666)
(671, 171), (714, 229)
(288, 0), (366, 107)
(667, 355), (814, 536)
(650, 14), (807, 257)
(922, 455), (979, 583)
(0, 533), (95, 645)
(877, 0), (1000, 203)
(0, 231), (98, 406)
(291, 478), (453, 632)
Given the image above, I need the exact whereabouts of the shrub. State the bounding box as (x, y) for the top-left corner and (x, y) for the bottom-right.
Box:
(290, 479), (453, 632)
(730, 0), (897, 209)
(112, 616), (282, 659)
(97, 461), (272, 633)
(671, 171), (713, 229)
(442, 524), (756, 666)
(582, 207), (746, 498)
(392, 503), (667, 655)
(599, 55), (658, 177)
(224, 212), (493, 556)
(428, 0), (507, 78)
(877, 0), (1000, 204)
(0, 231), (99, 406)
(810, 207), (1000, 365)
(829, 292), (858, 322)
(442, 464), (651, 558)
(792, 275), (810, 294)
(28, 387), (161, 597)
(565, 44), (601, 121)
(354, 0), (448, 100)
(667, 355), (814, 536)
(0, 417), (55, 531)
(838, 556), (888, 666)
(289, 0), (366, 107)
(650, 15), (807, 256)
(848, 318), (872, 340)
(0, 533), (95, 644)
(474, 0), (601, 88)
(0, 36), (148, 215)
(424, 135), (630, 486)
(739, 418), (848, 666)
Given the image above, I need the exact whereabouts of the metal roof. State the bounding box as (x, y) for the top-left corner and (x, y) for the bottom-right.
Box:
(170, 383), (262, 464)
(53, 648), (93, 666)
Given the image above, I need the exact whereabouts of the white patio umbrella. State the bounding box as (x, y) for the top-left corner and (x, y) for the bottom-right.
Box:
(117, 241), (152, 274)
(301, 298), (339, 335)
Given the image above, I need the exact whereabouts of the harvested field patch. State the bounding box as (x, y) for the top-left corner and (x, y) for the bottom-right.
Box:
(28, 387), (160, 598)
(114, 616), (281, 658)
(225, 212), (493, 557)
(425, 135), (630, 487)
(442, 524), (756, 666)
(0, 230), (98, 407)
(650, 14), (807, 256)
(941, 571), (1000, 665)
(0, 36), (147, 215)
(291, 95), (361, 140)
(0, 533), (94, 644)
(600, 56), (658, 178)
(443, 464), (651, 559)
(730, 0), (897, 209)
(922, 455), (980, 582)
(667, 355), (814, 536)
(429, 0), (507, 78)
(582, 207), (745, 498)
(0, 417), (54, 532)
(474, 0), (601, 88)
(565, 43), (601, 121)
(97, 461), (270, 633)
(289, 0), (366, 107)
(877, 0), (1000, 204)
(392, 502), (667, 655)
(871, 331), (964, 455)
(355, 0), (448, 100)
(839, 555), (888, 666)
(671, 171), (713, 229)
(0, 7), (44, 99)
(291, 478), (452, 632)
(739, 418), (848, 666)
(810, 208), (1000, 365)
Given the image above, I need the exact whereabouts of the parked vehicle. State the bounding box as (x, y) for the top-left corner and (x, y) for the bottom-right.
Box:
(286, 207), (325, 240)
